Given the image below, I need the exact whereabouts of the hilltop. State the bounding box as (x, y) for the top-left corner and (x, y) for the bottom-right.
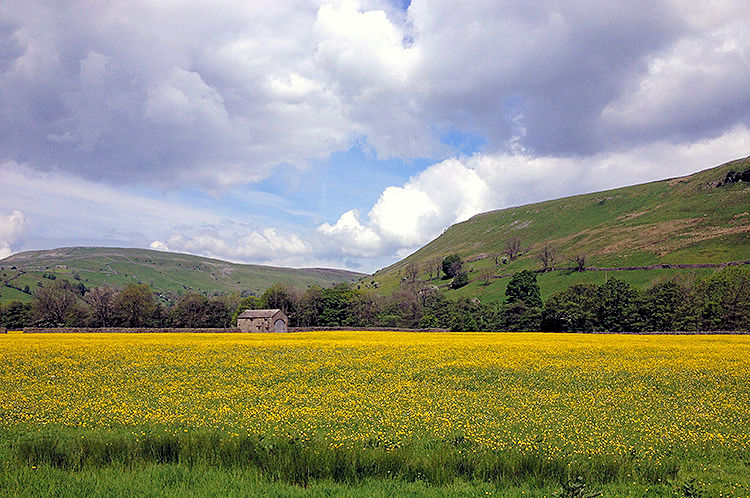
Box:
(367, 156), (750, 301)
(0, 247), (363, 303)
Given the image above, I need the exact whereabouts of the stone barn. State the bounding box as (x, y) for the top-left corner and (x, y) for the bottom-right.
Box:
(237, 309), (288, 333)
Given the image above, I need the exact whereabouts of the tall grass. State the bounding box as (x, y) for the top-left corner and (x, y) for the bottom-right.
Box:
(10, 426), (681, 488)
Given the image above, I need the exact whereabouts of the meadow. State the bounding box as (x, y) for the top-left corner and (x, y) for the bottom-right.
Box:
(1, 331), (749, 496)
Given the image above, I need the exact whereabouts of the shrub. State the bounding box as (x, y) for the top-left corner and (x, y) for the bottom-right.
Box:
(442, 254), (463, 279)
(451, 272), (469, 289)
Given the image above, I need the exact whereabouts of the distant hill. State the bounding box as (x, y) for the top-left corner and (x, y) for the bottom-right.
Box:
(0, 247), (364, 303)
(367, 156), (750, 302)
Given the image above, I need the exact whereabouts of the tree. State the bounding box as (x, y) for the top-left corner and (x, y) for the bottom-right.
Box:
(574, 254), (586, 272)
(442, 254), (463, 279)
(417, 286), (451, 328)
(504, 270), (542, 331)
(418, 313), (440, 328)
(404, 263), (419, 284)
(445, 298), (504, 332)
(380, 288), (421, 328)
(639, 279), (697, 332)
(113, 283), (158, 327)
(31, 280), (79, 327)
(425, 263), (434, 280)
(502, 300), (542, 332)
(432, 258), (443, 279)
(0, 301), (32, 329)
(596, 278), (639, 332)
(85, 286), (116, 327)
(538, 244), (557, 272)
(542, 283), (599, 332)
(479, 267), (494, 286)
(319, 284), (360, 326)
(350, 292), (381, 326)
(74, 281), (87, 297)
(451, 271), (469, 289)
(171, 291), (209, 327)
(448, 299), (480, 331)
(260, 283), (298, 324)
(296, 286), (324, 327)
(505, 270), (542, 309)
(696, 267), (750, 331)
(204, 295), (234, 328)
(503, 237), (521, 261)
(417, 284), (441, 308)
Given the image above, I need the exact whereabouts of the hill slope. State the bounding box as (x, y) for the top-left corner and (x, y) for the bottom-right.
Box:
(368, 156), (750, 301)
(0, 247), (364, 303)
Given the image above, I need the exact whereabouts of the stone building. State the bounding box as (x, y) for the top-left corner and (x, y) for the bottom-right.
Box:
(237, 309), (288, 333)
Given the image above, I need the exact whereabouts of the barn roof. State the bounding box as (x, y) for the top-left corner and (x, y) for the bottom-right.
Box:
(237, 309), (284, 319)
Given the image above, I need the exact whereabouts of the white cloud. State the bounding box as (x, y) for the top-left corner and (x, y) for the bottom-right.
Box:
(151, 228), (311, 267)
(312, 0), (435, 158)
(239, 229), (309, 260)
(315, 1), (417, 85)
(0, 209), (27, 259)
(316, 209), (383, 257)
(149, 240), (170, 252)
(369, 159), (492, 246)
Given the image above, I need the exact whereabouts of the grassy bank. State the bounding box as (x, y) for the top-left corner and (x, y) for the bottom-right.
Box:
(3, 427), (749, 496)
(5, 426), (676, 486)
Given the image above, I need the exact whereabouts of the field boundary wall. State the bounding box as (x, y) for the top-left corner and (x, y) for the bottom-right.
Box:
(21, 327), (242, 334)
(289, 326), (450, 333)
(20, 326), (450, 334)
(15, 327), (747, 334)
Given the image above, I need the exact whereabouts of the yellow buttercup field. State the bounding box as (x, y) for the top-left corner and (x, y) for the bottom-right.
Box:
(2, 331), (749, 463)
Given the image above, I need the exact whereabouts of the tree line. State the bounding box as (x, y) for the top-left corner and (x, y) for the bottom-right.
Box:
(1, 266), (748, 332)
(0, 282), (238, 330)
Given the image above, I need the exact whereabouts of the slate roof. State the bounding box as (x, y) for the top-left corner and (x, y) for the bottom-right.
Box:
(237, 309), (283, 319)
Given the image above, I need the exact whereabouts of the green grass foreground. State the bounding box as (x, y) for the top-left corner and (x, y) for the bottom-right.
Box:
(2, 426), (750, 496)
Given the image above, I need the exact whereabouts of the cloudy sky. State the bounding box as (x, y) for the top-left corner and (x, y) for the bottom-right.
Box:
(1, 0), (749, 271)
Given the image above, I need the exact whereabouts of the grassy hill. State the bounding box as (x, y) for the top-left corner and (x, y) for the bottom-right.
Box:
(0, 247), (364, 303)
(366, 156), (750, 302)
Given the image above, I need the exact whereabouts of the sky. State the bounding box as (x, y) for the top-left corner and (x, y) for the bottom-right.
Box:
(1, 0), (749, 272)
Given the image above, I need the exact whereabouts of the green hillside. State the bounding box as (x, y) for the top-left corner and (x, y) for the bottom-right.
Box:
(367, 156), (750, 302)
(0, 247), (363, 303)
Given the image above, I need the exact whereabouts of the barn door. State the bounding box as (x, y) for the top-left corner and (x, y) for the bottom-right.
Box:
(274, 319), (286, 332)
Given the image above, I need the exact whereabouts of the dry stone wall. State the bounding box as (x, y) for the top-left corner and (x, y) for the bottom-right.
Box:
(22, 327), (239, 334)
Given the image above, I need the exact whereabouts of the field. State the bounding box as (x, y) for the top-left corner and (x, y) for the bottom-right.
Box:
(1, 332), (750, 496)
